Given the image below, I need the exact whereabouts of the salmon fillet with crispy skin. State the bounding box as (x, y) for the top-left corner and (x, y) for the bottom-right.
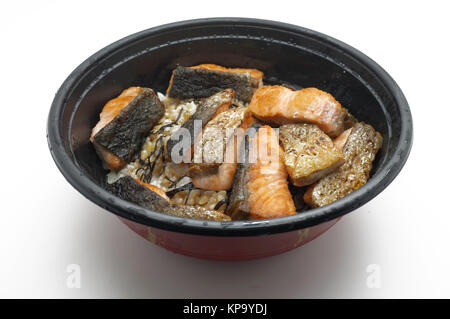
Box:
(279, 123), (344, 187)
(91, 87), (140, 170)
(134, 178), (171, 201)
(190, 108), (254, 191)
(166, 89), (235, 162)
(190, 107), (248, 171)
(190, 64), (264, 88)
(108, 176), (231, 221)
(167, 66), (253, 102)
(91, 87), (164, 170)
(249, 85), (345, 137)
(304, 123), (383, 207)
(225, 123), (261, 220)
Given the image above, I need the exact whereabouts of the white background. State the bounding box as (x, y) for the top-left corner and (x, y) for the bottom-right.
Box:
(1, 0), (449, 298)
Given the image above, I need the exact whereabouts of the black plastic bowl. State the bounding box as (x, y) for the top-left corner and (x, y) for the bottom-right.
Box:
(47, 18), (412, 260)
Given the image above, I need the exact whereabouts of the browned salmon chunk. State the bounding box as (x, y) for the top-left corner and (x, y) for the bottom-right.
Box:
(279, 124), (344, 187)
(166, 89), (234, 161)
(164, 205), (231, 221)
(304, 123), (383, 207)
(190, 107), (248, 171)
(190, 108), (254, 191)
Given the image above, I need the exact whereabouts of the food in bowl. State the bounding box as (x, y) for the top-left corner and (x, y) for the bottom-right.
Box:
(90, 63), (383, 222)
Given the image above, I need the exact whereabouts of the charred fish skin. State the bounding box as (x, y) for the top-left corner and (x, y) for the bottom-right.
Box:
(167, 66), (253, 102)
(225, 127), (259, 220)
(304, 122), (383, 207)
(94, 88), (165, 163)
(91, 87), (141, 171)
(226, 162), (251, 220)
(106, 176), (170, 211)
(107, 177), (230, 221)
(279, 124), (345, 187)
(190, 64), (264, 89)
(166, 89), (234, 159)
(226, 140), (251, 220)
(163, 205), (231, 221)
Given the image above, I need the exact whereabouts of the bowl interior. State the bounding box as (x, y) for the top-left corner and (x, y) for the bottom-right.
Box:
(51, 19), (410, 235)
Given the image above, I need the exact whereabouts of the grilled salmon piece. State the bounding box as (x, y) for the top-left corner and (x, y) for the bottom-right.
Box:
(107, 176), (170, 211)
(247, 125), (296, 219)
(190, 64), (264, 88)
(108, 176), (230, 221)
(279, 124), (344, 187)
(91, 87), (165, 170)
(248, 85), (345, 137)
(226, 151), (252, 219)
(164, 205), (231, 221)
(167, 66), (254, 102)
(191, 107), (248, 171)
(190, 109), (254, 191)
(133, 178), (171, 201)
(304, 123), (383, 207)
(166, 89), (234, 161)
(225, 124), (261, 220)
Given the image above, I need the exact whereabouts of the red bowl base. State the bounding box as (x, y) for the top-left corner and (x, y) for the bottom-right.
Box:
(119, 218), (340, 261)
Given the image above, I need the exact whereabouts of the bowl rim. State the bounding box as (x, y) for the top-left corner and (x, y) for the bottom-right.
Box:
(47, 17), (413, 237)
